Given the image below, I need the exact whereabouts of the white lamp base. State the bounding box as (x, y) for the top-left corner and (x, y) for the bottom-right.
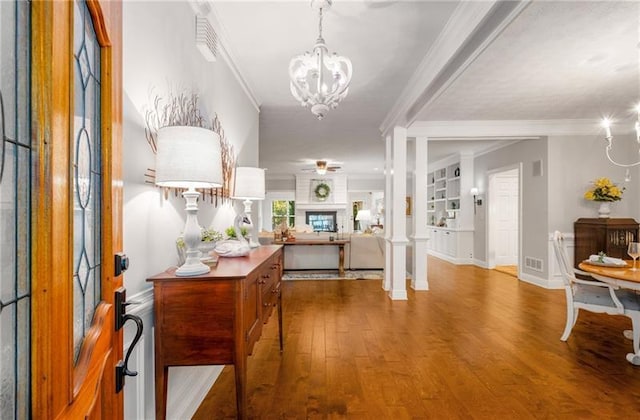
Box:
(175, 260), (210, 277)
(176, 188), (210, 277)
(243, 199), (261, 248)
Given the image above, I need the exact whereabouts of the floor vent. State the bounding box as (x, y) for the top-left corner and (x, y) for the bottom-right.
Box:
(525, 256), (543, 272)
(195, 15), (218, 62)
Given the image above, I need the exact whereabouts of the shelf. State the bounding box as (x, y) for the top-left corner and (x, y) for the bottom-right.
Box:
(447, 196), (460, 200)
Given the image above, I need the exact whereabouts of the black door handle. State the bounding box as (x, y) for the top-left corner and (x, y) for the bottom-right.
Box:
(114, 288), (144, 393)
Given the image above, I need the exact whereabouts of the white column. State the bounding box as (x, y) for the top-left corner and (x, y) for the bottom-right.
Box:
(411, 137), (429, 290)
(458, 152), (475, 231)
(390, 126), (408, 300)
(383, 133), (393, 292)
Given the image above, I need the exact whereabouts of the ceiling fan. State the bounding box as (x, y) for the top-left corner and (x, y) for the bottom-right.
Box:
(301, 160), (341, 175)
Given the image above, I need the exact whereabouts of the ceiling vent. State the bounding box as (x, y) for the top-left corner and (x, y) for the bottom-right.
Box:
(195, 15), (218, 62)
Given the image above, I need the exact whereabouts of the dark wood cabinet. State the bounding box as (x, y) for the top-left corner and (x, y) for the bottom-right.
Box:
(574, 218), (639, 266)
(147, 245), (283, 420)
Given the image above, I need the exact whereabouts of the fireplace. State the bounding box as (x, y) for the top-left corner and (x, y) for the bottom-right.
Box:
(305, 211), (337, 232)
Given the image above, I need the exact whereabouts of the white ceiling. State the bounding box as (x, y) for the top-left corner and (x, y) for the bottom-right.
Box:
(210, 0), (640, 177)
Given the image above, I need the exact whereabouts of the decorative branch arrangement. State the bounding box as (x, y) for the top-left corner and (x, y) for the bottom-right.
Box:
(144, 91), (207, 154)
(144, 90), (236, 206)
(213, 113), (236, 198)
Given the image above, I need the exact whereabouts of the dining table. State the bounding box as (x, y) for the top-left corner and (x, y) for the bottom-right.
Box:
(578, 259), (640, 365)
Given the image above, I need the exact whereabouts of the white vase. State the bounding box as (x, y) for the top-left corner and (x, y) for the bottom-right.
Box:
(598, 201), (611, 218)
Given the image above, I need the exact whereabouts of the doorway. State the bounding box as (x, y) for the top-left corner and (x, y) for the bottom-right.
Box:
(487, 165), (521, 278)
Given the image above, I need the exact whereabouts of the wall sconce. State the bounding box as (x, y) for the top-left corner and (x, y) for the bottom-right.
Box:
(470, 187), (482, 214)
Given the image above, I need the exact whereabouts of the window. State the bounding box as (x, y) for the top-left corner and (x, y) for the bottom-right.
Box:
(272, 200), (295, 230)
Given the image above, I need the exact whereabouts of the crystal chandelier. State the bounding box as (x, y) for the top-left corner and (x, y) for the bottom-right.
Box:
(289, 0), (352, 120)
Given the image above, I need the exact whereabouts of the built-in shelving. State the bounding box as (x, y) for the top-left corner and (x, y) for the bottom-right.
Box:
(427, 161), (462, 226)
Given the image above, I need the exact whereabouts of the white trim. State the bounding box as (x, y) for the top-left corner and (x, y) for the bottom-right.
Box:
(127, 287), (154, 317)
(207, 4), (261, 111)
(519, 271), (563, 289)
(428, 251), (474, 265)
(381, 1), (501, 133)
(122, 288), (154, 420)
(473, 258), (490, 269)
(388, 289), (408, 300)
(408, 119), (599, 138)
(123, 336), (146, 420)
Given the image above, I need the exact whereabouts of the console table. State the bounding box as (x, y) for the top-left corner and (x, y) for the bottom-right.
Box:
(147, 245), (283, 420)
(275, 239), (349, 276)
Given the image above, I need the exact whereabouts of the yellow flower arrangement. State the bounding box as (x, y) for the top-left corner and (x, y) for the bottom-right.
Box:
(584, 177), (624, 202)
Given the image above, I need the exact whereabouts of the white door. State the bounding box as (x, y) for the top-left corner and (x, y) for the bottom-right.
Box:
(491, 169), (519, 266)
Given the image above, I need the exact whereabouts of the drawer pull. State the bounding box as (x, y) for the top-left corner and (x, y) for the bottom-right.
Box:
(261, 274), (271, 279)
(263, 302), (271, 307)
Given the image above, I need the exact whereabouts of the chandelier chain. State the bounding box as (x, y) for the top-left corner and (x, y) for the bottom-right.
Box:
(318, 7), (323, 40)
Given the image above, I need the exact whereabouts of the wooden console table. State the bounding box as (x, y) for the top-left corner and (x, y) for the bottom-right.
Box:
(147, 245), (283, 420)
(275, 239), (350, 276)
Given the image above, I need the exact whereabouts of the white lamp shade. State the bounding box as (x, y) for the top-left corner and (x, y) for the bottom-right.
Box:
(470, 187), (479, 196)
(355, 209), (371, 221)
(231, 167), (265, 200)
(155, 126), (223, 188)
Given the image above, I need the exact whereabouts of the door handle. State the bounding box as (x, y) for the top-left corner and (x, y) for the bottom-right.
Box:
(114, 288), (143, 393)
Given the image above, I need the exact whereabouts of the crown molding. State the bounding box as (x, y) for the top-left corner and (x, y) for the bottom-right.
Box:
(380, 0), (531, 136)
(408, 119), (600, 138)
(380, 0), (499, 135)
(205, 2), (261, 112)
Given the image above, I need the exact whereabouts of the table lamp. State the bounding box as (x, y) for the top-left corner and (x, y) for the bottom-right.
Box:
(355, 209), (371, 233)
(231, 166), (266, 248)
(155, 126), (222, 276)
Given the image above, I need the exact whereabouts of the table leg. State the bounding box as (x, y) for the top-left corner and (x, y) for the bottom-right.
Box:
(338, 244), (345, 277)
(155, 363), (168, 420)
(278, 287), (284, 353)
(234, 355), (247, 419)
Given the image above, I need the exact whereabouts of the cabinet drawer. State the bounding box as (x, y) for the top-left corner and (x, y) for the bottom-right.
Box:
(261, 281), (280, 324)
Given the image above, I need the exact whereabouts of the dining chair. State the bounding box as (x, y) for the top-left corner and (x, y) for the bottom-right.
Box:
(552, 231), (640, 355)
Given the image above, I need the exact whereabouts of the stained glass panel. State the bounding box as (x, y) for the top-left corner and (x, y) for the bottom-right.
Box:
(72, 0), (102, 362)
(0, 0), (31, 418)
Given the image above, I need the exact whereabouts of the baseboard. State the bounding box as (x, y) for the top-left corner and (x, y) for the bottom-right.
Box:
(428, 250), (473, 265)
(519, 271), (563, 289)
(473, 259), (490, 268)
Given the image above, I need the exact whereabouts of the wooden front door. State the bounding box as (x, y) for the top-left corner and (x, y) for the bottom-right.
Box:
(31, 0), (124, 418)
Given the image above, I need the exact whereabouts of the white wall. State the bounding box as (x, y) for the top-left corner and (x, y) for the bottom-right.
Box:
(474, 139), (548, 278)
(262, 175), (384, 233)
(547, 133), (639, 232)
(122, 2), (259, 418)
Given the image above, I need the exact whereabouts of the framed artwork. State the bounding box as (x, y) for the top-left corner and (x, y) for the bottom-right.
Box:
(406, 196), (412, 216)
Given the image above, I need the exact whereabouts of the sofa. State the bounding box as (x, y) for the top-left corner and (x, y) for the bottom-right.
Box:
(259, 232), (384, 270)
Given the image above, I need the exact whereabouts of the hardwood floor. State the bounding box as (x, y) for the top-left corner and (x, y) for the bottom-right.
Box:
(193, 256), (640, 419)
(494, 265), (518, 278)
